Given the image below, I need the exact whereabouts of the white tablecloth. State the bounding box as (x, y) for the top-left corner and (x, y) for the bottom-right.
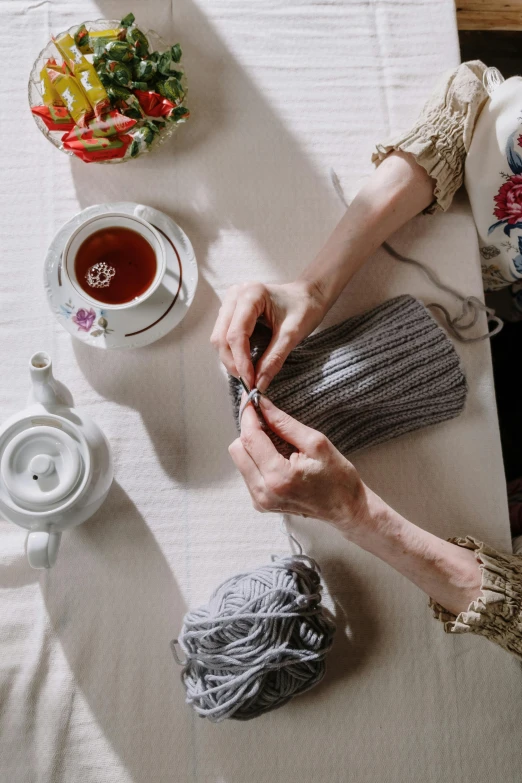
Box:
(2, 1), (522, 782)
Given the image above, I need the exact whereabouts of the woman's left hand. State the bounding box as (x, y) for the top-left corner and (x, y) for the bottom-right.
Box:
(229, 395), (367, 533)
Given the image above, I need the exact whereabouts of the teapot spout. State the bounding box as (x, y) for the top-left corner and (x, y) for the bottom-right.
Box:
(29, 352), (73, 407)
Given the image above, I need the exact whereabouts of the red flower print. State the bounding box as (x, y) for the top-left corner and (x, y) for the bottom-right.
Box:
(494, 174), (522, 224)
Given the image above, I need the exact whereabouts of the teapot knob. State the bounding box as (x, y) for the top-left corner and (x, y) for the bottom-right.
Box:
(29, 454), (55, 477)
(26, 530), (62, 569)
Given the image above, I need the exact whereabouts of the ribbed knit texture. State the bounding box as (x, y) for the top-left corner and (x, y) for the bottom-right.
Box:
(230, 295), (468, 456)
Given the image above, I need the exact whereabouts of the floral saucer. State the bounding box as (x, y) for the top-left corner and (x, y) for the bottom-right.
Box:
(44, 202), (198, 349)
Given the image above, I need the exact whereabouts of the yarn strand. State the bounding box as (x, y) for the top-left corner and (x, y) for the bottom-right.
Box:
(330, 168), (503, 343)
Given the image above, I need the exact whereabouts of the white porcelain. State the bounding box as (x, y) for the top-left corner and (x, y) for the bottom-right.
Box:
(0, 352), (113, 569)
(45, 203), (198, 349)
(63, 212), (167, 310)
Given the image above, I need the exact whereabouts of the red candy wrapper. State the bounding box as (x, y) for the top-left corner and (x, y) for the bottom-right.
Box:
(62, 131), (132, 162)
(62, 110), (137, 140)
(134, 90), (175, 119)
(31, 104), (75, 131)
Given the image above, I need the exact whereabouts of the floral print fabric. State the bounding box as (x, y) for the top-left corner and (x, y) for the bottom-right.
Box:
(373, 62), (522, 296)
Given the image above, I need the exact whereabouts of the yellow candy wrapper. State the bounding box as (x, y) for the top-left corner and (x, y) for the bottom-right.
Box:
(46, 67), (93, 127)
(53, 32), (110, 118)
(89, 29), (122, 44)
(76, 60), (110, 118)
(40, 58), (64, 106)
(53, 32), (86, 69)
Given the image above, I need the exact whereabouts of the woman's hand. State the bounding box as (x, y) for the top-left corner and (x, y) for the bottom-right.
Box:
(228, 395), (370, 533)
(210, 280), (326, 392)
(229, 395), (483, 617)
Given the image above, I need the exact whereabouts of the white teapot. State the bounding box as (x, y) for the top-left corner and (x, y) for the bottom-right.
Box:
(0, 352), (113, 568)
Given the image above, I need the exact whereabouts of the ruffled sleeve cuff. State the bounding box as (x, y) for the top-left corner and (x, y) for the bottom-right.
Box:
(372, 61), (488, 214)
(430, 536), (522, 659)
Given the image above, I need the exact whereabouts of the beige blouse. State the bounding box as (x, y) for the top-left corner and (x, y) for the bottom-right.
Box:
(372, 60), (488, 213)
(372, 61), (522, 659)
(430, 537), (522, 659)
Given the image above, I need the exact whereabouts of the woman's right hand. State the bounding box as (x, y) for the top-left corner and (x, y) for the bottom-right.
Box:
(210, 279), (326, 391)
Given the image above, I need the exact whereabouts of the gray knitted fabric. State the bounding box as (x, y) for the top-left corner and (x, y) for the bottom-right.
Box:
(230, 295), (468, 456)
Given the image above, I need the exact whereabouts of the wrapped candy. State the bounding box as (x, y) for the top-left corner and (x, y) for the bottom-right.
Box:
(104, 40), (135, 63)
(40, 58), (64, 106)
(125, 25), (149, 57)
(53, 32), (110, 118)
(62, 110), (137, 139)
(121, 105), (142, 120)
(53, 32), (87, 68)
(157, 49), (183, 78)
(106, 60), (133, 87)
(171, 106), (190, 122)
(170, 43), (182, 63)
(133, 58), (157, 82)
(31, 104), (75, 131)
(120, 12), (135, 28)
(157, 76), (185, 105)
(97, 70), (111, 89)
(129, 120), (160, 157)
(46, 67), (93, 126)
(76, 63), (110, 118)
(73, 24), (90, 53)
(134, 89), (176, 118)
(106, 83), (143, 116)
(89, 28), (123, 46)
(62, 130), (132, 162)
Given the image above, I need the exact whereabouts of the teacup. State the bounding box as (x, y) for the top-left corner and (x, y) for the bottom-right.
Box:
(63, 212), (166, 310)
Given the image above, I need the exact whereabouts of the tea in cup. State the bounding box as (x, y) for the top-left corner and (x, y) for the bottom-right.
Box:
(63, 212), (166, 309)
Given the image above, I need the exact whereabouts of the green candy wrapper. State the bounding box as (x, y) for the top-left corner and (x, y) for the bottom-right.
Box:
(107, 83), (143, 117)
(107, 83), (133, 102)
(134, 59), (157, 81)
(171, 105), (190, 122)
(74, 24), (90, 54)
(123, 105), (143, 120)
(129, 120), (160, 157)
(126, 26), (149, 56)
(104, 40), (135, 63)
(97, 70), (112, 88)
(107, 60), (133, 87)
(120, 12), (135, 28)
(157, 76), (185, 105)
(157, 50), (183, 78)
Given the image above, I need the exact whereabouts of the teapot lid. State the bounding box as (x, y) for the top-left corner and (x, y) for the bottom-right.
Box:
(0, 416), (91, 513)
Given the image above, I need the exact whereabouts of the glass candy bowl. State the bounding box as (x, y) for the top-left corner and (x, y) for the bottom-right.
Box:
(28, 19), (188, 164)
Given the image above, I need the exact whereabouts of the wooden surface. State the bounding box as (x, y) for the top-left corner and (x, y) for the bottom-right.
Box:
(457, 0), (522, 30)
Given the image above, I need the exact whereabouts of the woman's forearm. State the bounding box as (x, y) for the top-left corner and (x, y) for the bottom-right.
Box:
(300, 151), (436, 309)
(344, 486), (482, 616)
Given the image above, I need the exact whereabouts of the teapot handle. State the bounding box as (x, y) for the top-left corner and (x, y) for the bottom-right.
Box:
(26, 530), (62, 569)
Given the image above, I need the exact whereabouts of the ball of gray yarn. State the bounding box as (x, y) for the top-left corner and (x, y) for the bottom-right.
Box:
(173, 556), (336, 722)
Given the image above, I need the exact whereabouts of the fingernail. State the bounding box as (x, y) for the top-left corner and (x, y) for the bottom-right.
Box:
(256, 375), (269, 393)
